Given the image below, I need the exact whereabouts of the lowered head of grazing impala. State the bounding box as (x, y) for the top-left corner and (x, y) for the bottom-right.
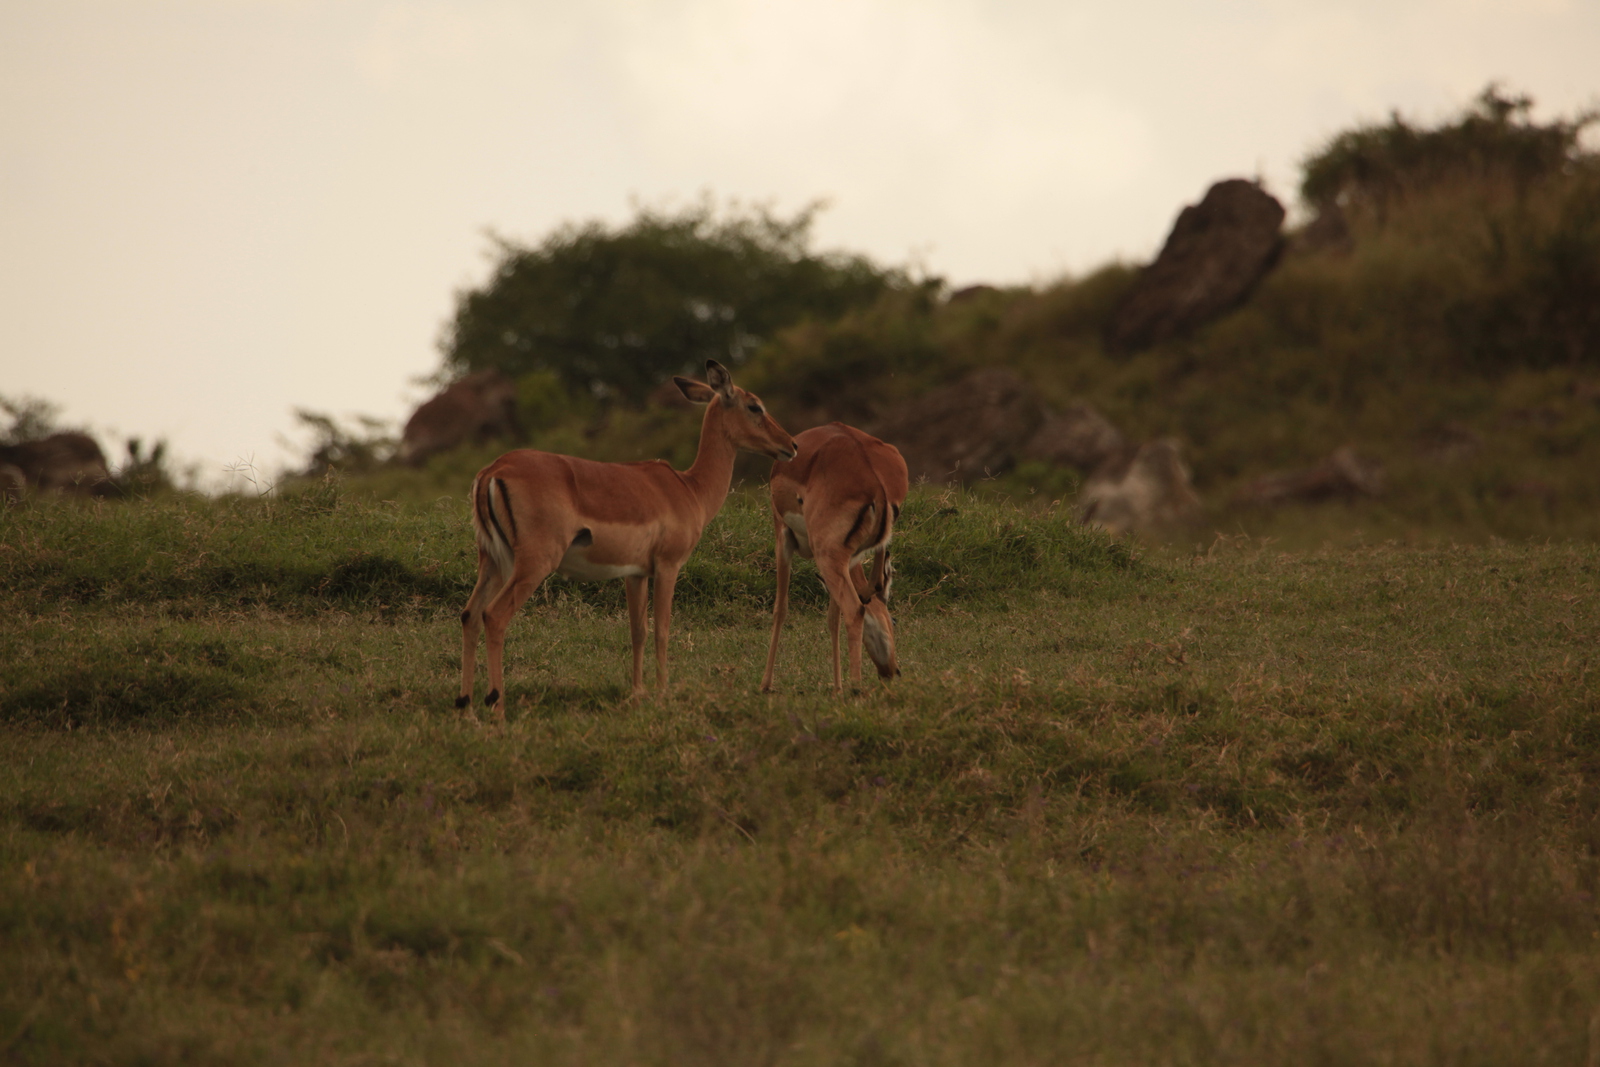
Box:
(457, 360), (796, 719)
(762, 422), (908, 693)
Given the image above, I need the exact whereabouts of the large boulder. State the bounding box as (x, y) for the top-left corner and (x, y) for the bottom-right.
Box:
(1017, 403), (1126, 472)
(1079, 440), (1203, 534)
(1104, 178), (1286, 354)
(0, 432), (117, 498)
(398, 369), (522, 467)
(869, 369), (1042, 484)
(867, 368), (1203, 535)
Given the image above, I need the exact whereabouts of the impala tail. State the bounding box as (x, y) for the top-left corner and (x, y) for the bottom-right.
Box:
(850, 498), (899, 680)
(845, 497), (894, 567)
(471, 472), (518, 583)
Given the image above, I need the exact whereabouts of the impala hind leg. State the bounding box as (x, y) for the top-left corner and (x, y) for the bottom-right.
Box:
(481, 551), (560, 722)
(458, 548), (507, 710)
(826, 597), (843, 691)
(818, 548), (866, 690)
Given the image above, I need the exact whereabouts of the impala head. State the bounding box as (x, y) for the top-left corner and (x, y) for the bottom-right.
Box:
(861, 550), (900, 680)
(674, 360), (798, 461)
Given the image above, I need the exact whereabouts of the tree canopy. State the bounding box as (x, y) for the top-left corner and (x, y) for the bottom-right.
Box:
(440, 201), (906, 405)
(1300, 85), (1598, 212)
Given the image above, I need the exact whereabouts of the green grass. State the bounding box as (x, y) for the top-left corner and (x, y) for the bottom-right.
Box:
(0, 482), (1136, 623)
(2, 492), (1598, 1064)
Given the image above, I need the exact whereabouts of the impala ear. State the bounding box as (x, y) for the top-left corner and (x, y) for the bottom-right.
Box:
(674, 376), (716, 405)
(873, 548), (893, 602)
(704, 360), (736, 403)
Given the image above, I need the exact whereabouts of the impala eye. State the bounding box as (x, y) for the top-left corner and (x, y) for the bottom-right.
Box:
(747, 403), (763, 415)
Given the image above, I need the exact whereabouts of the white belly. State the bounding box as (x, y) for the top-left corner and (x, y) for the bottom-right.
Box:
(558, 546), (647, 581)
(782, 511), (812, 557)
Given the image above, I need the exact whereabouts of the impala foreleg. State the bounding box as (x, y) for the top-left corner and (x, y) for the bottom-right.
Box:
(625, 575), (648, 696)
(761, 528), (796, 692)
(652, 565), (681, 693)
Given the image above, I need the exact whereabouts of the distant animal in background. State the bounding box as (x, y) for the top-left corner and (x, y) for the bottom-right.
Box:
(399, 368), (522, 467)
(763, 422), (908, 692)
(0, 432), (117, 498)
(458, 360), (797, 719)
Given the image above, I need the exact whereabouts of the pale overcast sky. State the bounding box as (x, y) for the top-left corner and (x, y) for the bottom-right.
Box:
(2, 0), (1596, 486)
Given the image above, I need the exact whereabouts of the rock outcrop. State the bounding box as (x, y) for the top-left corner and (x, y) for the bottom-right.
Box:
(867, 369), (1203, 535)
(1079, 440), (1203, 534)
(1229, 446), (1385, 507)
(0, 432), (117, 498)
(869, 369), (1042, 484)
(1105, 178), (1286, 354)
(398, 369), (522, 467)
(1017, 404), (1126, 472)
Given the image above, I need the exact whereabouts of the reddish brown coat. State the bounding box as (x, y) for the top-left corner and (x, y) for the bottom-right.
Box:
(763, 423), (908, 691)
(458, 361), (796, 717)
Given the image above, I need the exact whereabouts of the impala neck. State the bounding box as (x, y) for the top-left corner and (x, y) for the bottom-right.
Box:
(680, 397), (739, 525)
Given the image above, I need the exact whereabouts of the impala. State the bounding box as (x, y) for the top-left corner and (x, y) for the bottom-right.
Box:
(761, 422), (909, 692)
(458, 360), (796, 718)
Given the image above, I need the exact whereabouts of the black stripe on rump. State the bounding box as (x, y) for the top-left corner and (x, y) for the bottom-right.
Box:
(485, 480), (512, 551)
(845, 497), (891, 554)
(843, 502), (876, 553)
(494, 477), (518, 543)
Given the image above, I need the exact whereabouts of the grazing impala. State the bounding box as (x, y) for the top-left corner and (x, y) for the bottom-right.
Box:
(762, 423), (909, 692)
(459, 360), (796, 718)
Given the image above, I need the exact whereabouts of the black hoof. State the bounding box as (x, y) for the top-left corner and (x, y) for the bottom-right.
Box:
(484, 688), (500, 707)
(454, 694), (470, 709)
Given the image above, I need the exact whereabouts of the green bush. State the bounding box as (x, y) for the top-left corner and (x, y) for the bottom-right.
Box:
(442, 200), (906, 406)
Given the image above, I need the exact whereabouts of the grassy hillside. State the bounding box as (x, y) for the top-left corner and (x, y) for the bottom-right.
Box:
(351, 89), (1600, 546)
(3, 491), (1599, 1063)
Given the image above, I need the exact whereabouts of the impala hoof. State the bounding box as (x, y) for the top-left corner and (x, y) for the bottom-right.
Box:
(454, 694), (471, 709)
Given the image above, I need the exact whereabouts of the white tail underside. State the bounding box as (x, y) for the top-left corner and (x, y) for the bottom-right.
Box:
(474, 474), (516, 582)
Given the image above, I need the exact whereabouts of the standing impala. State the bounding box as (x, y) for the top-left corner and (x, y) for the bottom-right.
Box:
(761, 422), (908, 692)
(458, 360), (796, 718)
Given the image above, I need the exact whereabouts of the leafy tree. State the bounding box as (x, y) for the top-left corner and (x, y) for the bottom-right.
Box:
(440, 201), (905, 406)
(290, 410), (397, 477)
(1300, 85), (1598, 214)
(1296, 86), (1600, 369)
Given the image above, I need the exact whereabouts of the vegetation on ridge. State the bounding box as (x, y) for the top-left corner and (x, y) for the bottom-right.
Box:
(314, 86), (1591, 547)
